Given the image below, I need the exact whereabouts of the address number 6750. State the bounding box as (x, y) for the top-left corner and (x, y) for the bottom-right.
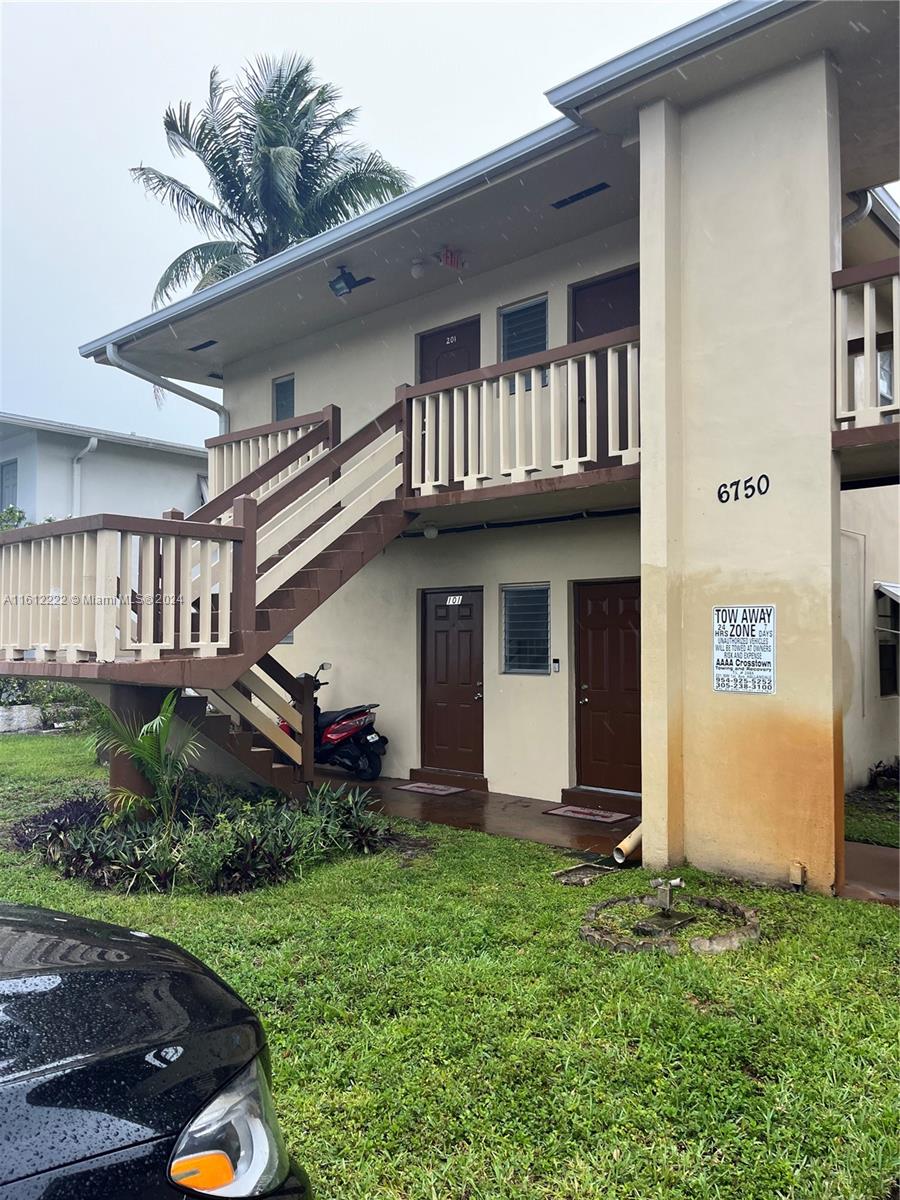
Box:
(717, 474), (770, 504)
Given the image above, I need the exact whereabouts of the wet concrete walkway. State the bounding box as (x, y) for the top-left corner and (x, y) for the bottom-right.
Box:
(360, 776), (638, 856)
(322, 772), (898, 903)
(840, 841), (900, 905)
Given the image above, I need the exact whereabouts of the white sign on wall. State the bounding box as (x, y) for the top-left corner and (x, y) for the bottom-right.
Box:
(712, 605), (776, 694)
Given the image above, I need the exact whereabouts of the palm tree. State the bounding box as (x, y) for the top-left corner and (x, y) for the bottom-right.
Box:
(92, 689), (200, 827)
(132, 55), (411, 308)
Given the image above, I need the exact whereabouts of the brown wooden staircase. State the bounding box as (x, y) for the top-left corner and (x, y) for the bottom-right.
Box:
(0, 400), (411, 795)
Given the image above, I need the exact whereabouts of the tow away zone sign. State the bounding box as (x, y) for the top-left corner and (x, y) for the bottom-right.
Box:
(712, 604), (776, 695)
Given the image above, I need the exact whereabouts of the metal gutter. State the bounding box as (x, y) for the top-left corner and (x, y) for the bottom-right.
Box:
(545, 0), (812, 116)
(871, 186), (900, 242)
(78, 117), (587, 360)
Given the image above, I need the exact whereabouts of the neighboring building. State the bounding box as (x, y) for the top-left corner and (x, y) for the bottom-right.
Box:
(841, 486), (900, 789)
(0, 413), (207, 523)
(1, 0), (899, 895)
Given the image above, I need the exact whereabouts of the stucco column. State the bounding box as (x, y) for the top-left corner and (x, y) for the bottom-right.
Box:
(639, 99), (685, 870)
(639, 56), (844, 892)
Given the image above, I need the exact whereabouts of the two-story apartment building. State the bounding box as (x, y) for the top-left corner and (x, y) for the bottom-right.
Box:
(1, 0), (898, 893)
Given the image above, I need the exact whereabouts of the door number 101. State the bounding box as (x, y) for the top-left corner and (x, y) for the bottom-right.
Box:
(446, 595), (463, 605)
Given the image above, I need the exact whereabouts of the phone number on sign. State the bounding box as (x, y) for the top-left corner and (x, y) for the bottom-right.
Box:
(714, 675), (774, 693)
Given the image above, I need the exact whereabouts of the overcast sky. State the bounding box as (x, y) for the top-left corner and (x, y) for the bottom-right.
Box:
(0, 0), (809, 446)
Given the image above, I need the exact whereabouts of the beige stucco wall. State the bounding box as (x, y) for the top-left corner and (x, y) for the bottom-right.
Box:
(271, 515), (639, 802)
(841, 484), (900, 788)
(223, 220), (638, 437)
(640, 56), (843, 892)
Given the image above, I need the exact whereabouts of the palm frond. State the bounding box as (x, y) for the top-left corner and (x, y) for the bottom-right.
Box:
(152, 240), (250, 308)
(130, 166), (243, 240)
(304, 150), (411, 230)
(192, 251), (255, 292)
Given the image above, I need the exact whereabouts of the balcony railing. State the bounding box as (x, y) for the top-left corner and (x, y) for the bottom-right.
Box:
(206, 404), (340, 504)
(0, 514), (250, 664)
(401, 326), (640, 496)
(834, 257), (899, 429)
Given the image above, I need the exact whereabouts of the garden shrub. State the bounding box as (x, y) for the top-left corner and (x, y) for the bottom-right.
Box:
(22, 775), (389, 894)
(0, 679), (101, 731)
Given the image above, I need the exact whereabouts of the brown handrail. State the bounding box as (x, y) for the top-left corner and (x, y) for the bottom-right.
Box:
(832, 257), (899, 290)
(0, 513), (246, 547)
(206, 408), (329, 448)
(399, 325), (640, 401)
(190, 422), (332, 523)
(256, 400), (403, 527)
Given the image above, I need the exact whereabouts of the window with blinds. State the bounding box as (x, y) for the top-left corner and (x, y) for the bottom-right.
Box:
(501, 298), (548, 392)
(272, 374), (295, 422)
(502, 584), (550, 674)
(501, 297), (548, 361)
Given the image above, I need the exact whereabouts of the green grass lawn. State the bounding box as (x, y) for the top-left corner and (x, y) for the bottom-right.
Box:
(845, 789), (900, 848)
(0, 735), (897, 1200)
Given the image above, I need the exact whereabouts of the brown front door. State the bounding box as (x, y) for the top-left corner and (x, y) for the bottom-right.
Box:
(575, 580), (641, 795)
(571, 268), (639, 340)
(418, 317), (480, 384)
(422, 588), (484, 775)
(570, 268), (640, 467)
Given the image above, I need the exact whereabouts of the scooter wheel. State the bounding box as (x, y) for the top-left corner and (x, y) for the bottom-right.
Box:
(355, 751), (382, 782)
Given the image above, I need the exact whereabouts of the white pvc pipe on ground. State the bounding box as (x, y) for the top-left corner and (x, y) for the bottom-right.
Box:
(613, 823), (642, 865)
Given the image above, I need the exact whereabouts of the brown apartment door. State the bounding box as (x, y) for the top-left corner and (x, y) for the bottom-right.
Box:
(418, 317), (480, 384)
(422, 588), (484, 776)
(571, 268), (639, 340)
(575, 581), (641, 795)
(570, 269), (640, 467)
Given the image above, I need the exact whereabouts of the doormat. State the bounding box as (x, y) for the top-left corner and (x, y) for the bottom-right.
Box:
(395, 783), (467, 796)
(542, 805), (631, 823)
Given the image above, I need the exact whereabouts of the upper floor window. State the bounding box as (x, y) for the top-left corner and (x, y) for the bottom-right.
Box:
(0, 459), (17, 509)
(273, 374), (295, 422)
(501, 297), (548, 362)
(501, 297), (547, 393)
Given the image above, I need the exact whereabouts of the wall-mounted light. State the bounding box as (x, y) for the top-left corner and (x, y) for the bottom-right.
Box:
(410, 259), (426, 280)
(422, 523), (439, 540)
(328, 266), (374, 297)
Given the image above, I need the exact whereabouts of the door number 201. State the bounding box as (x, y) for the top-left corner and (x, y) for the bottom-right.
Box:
(717, 474), (770, 504)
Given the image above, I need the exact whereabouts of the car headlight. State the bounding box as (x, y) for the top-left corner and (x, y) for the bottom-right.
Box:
(168, 1056), (291, 1196)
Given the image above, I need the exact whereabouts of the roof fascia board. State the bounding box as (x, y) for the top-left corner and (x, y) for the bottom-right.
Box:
(545, 0), (813, 117)
(78, 117), (587, 360)
(0, 413), (206, 458)
(870, 186), (900, 242)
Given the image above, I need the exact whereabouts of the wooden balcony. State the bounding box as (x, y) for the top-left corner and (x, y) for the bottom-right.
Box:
(832, 257), (900, 485)
(401, 326), (640, 504)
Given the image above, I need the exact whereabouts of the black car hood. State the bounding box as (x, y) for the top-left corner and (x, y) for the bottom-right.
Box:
(0, 904), (263, 1184)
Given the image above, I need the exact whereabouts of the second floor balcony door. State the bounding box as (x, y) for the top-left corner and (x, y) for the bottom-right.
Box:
(417, 317), (480, 384)
(571, 267), (640, 467)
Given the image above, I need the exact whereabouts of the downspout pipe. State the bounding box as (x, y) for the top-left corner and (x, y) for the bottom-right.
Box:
(842, 189), (873, 231)
(613, 823), (642, 865)
(105, 342), (229, 435)
(72, 436), (98, 517)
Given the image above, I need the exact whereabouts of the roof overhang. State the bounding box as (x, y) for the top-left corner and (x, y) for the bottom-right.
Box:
(79, 122), (640, 384)
(78, 0), (898, 389)
(79, 118), (592, 365)
(546, 0), (899, 195)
